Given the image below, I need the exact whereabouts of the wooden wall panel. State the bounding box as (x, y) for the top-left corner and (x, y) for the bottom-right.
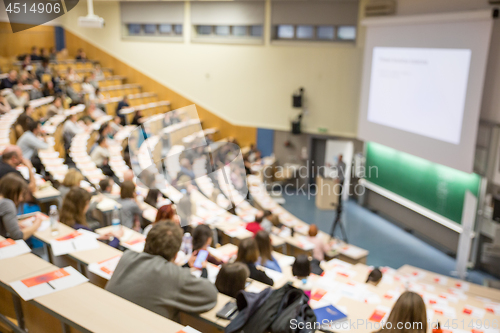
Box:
(0, 23), (55, 60)
(64, 30), (257, 147)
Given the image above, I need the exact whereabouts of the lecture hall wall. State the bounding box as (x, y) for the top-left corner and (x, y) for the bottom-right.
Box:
(60, 0), (366, 139)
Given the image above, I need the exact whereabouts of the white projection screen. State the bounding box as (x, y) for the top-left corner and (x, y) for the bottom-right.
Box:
(358, 10), (494, 173)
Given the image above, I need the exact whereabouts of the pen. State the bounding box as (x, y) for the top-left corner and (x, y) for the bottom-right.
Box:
(47, 282), (55, 290)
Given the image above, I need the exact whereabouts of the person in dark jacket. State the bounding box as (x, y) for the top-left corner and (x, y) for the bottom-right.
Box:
(236, 237), (274, 286)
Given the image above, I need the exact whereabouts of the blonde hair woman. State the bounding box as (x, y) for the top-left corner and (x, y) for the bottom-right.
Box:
(58, 168), (84, 203)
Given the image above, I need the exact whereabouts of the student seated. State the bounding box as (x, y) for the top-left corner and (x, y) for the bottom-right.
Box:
(366, 267), (383, 286)
(60, 187), (121, 247)
(292, 254), (323, 278)
(144, 188), (160, 208)
(375, 291), (427, 333)
(236, 237), (274, 286)
(255, 230), (281, 272)
(0, 174), (41, 240)
(142, 203), (179, 236)
(99, 177), (113, 194)
(58, 168), (84, 203)
(245, 211), (265, 235)
(117, 180), (143, 231)
(215, 262), (250, 298)
(292, 255), (311, 280)
(106, 221), (218, 321)
(192, 224), (223, 265)
(307, 224), (330, 262)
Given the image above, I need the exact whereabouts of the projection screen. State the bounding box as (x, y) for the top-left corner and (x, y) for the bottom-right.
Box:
(358, 10), (494, 173)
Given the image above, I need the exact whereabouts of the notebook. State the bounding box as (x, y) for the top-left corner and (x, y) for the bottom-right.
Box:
(314, 305), (347, 325)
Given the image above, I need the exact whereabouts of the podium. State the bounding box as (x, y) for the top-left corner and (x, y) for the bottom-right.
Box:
(315, 176), (340, 210)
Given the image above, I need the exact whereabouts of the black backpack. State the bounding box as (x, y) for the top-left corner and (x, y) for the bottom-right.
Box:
(269, 286), (317, 333)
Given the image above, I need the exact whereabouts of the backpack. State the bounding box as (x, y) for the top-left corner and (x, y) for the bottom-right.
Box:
(269, 286), (317, 333)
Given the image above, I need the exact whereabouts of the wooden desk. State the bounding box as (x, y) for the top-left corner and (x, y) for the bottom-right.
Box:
(398, 264), (500, 302)
(33, 186), (61, 203)
(0, 254), (185, 333)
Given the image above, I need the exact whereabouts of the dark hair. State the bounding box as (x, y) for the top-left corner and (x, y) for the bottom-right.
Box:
(192, 224), (213, 252)
(26, 119), (40, 132)
(215, 263), (250, 298)
(60, 187), (91, 227)
(144, 221), (183, 261)
(96, 136), (105, 146)
(2, 150), (18, 161)
(99, 178), (111, 192)
(98, 122), (109, 135)
(292, 255), (311, 278)
(255, 231), (273, 266)
(366, 268), (383, 284)
(145, 189), (160, 207)
(120, 180), (135, 199)
(0, 173), (28, 206)
(236, 237), (259, 264)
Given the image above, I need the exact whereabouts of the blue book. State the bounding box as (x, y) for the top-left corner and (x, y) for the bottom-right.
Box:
(314, 305), (347, 325)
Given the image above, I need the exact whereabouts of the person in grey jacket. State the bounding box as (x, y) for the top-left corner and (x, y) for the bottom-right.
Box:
(106, 221), (218, 322)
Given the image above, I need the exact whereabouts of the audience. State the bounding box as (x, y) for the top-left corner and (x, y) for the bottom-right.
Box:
(192, 224), (223, 265)
(245, 211), (265, 235)
(0, 174), (41, 240)
(99, 177), (113, 194)
(42, 80), (56, 97)
(144, 188), (161, 208)
(116, 95), (129, 125)
(81, 76), (96, 100)
(58, 168), (84, 200)
(1, 70), (18, 89)
(292, 254), (311, 280)
(255, 230), (281, 272)
(376, 292), (427, 333)
(29, 80), (44, 100)
(215, 262), (250, 298)
(17, 119), (48, 161)
(117, 180), (143, 231)
(45, 96), (64, 119)
(236, 237), (274, 286)
(62, 114), (83, 147)
(106, 221), (218, 321)
(143, 203), (179, 236)
(307, 224), (330, 262)
(75, 48), (87, 61)
(35, 59), (51, 81)
(0, 145), (36, 192)
(6, 85), (28, 108)
(60, 187), (120, 247)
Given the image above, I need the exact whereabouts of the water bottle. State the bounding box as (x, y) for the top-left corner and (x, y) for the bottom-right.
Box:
(49, 205), (59, 235)
(112, 205), (121, 232)
(182, 232), (193, 256)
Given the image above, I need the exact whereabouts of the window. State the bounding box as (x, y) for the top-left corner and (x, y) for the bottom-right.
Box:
(173, 24), (183, 35)
(144, 24), (157, 35)
(233, 26), (248, 36)
(277, 25), (294, 39)
(121, 2), (184, 40)
(159, 24), (172, 35)
(190, 2), (264, 43)
(215, 25), (230, 36)
(317, 26), (335, 40)
(296, 25), (314, 39)
(250, 25), (263, 37)
(197, 25), (212, 35)
(271, 1), (358, 43)
(337, 26), (356, 40)
(128, 24), (141, 35)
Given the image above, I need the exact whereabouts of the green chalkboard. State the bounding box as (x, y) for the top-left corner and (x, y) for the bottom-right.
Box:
(365, 142), (481, 224)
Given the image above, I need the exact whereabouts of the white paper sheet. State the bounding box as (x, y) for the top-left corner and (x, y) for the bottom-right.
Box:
(50, 232), (99, 256)
(0, 239), (31, 259)
(10, 266), (88, 301)
(88, 255), (122, 280)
